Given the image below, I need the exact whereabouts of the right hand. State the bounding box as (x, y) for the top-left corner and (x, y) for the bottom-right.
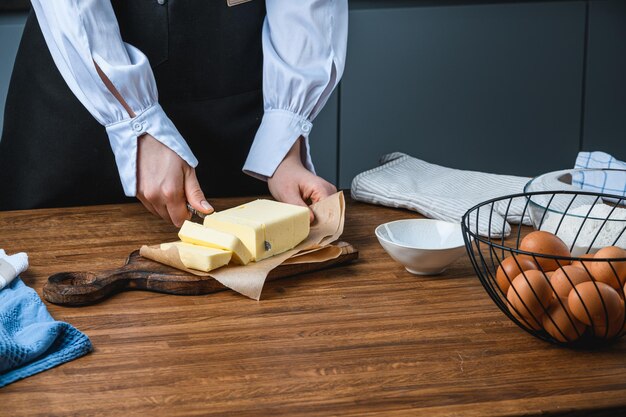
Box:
(136, 133), (213, 227)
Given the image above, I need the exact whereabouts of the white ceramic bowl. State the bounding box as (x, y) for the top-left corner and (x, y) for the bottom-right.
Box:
(524, 168), (626, 255)
(375, 219), (467, 275)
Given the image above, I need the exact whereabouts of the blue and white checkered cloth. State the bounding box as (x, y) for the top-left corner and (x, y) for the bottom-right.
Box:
(0, 278), (92, 387)
(574, 151), (626, 198)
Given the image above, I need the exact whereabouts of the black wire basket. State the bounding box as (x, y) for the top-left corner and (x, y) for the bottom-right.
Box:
(462, 190), (626, 346)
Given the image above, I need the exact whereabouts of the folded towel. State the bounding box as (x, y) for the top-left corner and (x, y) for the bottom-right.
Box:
(0, 278), (92, 387)
(351, 152), (531, 237)
(574, 151), (626, 198)
(0, 250), (28, 291)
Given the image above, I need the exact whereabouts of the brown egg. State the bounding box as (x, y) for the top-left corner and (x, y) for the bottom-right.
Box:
(568, 281), (623, 328)
(549, 265), (593, 299)
(506, 291), (541, 330)
(621, 294), (626, 337)
(571, 253), (595, 269)
(593, 301), (625, 339)
(496, 256), (538, 294)
(542, 298), (586, 343)
(589, 246), (626, 290)
(519, 231), (571, 271)
(620, 284), (626, 336)
(507, 270), (552, 322)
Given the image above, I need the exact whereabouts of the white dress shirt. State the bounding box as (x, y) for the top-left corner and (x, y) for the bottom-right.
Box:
(31, 0), (348, 196)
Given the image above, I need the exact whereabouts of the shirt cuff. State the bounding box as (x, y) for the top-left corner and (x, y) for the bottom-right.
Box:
(243, 109), (316, 181)
(105, 103), (198, 196)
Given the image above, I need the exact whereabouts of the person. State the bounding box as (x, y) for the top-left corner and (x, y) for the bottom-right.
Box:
(0, 0), (347, 226)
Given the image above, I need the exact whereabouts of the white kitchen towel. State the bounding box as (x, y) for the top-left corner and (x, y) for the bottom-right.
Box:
(350, 152), (531, 237)
(0, 250), (29, 291)
(574, 151), (626, 198)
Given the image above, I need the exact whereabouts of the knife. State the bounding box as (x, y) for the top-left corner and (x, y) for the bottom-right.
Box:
(186, 203), (207, 219)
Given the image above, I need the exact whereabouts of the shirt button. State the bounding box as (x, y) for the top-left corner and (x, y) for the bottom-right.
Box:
(301, 123), (311, 133)
(132, 122), (144, 133)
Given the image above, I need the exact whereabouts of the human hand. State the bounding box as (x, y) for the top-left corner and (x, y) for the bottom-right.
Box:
(136, 133), (213, 227)
(267, 138), (337, 222)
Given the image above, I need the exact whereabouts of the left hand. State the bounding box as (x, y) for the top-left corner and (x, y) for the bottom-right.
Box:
(268, 137), (337, 222)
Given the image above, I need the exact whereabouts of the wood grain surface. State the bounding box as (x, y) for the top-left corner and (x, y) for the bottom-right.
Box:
(2, 197), (626, 416)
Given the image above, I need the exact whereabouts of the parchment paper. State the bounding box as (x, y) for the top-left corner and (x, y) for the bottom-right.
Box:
(140, 192), (345, 300)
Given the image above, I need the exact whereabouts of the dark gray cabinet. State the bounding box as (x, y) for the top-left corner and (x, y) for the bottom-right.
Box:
(339, 2), (587, 188)
(309, 91), (338, 185)
(582, 0), (626, 160)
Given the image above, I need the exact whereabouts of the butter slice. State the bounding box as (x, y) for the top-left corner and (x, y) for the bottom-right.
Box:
(160, 241), (232, 272)
(178, 220), (252, 265)
(202, 199), (310, 261)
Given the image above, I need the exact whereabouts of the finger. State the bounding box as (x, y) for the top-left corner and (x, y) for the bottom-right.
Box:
(167, 200), (191, 228)
(278, 184), (309, 208)
(153, 202), (173, 225)
(278, 185), (316, 223)
(302, 180), (336, 222)
(325, 182), (338, 196)
(184, 169), (213, 214)
(312, 183), (338, 203)
(137, 195), (159, 217)
(161, 181), (189, 227)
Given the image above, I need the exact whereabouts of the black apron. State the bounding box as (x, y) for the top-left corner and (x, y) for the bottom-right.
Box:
(0, 0), (268, 211)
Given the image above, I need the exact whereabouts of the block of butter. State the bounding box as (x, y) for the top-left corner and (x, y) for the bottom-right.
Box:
(160, 241), (232, 272)
(203, 199), (310, 261)
(178, 220), (252, 265)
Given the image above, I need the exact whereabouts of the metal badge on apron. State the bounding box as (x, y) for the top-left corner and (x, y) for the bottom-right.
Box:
(227, 0), (252, 6)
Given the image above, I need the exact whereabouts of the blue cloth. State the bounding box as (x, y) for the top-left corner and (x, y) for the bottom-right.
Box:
(574, 151), (626, 199)
(0, 278), (92, 388)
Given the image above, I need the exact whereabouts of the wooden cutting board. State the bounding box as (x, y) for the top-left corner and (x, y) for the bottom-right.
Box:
(43, 242), (358, 306)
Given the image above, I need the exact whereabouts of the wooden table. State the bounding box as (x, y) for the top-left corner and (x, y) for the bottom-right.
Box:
(2, 197), (626, 416)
